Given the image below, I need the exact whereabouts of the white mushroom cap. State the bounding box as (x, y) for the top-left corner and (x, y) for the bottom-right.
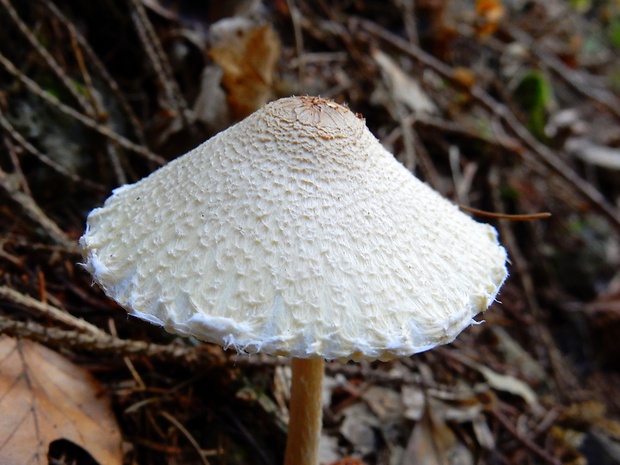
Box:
(80, 96), (507, 362)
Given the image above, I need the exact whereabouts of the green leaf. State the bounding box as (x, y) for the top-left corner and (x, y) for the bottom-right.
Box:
(569, 0), (591, 14)
(608, 17), (620, 49)
(513, 71), (552, 141)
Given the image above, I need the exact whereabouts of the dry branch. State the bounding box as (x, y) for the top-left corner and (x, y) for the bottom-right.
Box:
(0, 315), (224, 368)
(0, 170), (77, 249)
(129, 0), (192, 130)
(0, 52), (165, 165)
(41, 0), (148, 146)
(0, 0), (94, 115)
(0, 285), (103, 335)
(0, 109), (104, 190)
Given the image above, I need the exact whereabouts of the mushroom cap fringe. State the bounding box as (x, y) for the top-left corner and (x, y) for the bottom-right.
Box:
(80, 96), (507, 362)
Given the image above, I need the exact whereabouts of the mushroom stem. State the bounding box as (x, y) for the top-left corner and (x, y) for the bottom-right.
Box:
(284, 357), (325, 465)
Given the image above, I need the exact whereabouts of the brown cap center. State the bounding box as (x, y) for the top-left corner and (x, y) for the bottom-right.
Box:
(267, 96), (365, 140)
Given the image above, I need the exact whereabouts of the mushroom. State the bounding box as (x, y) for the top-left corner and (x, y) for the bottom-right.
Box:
(80, 96), (507, 465)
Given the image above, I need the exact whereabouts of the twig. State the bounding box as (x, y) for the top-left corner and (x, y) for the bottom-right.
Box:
(372, 53), (418, 171)
(67, 20), (129, 186)
(0, 109), (104, 190)
(0, 51), (165, 165)
(286, 0), (306, 92)
(0, 236), (25, 267)
(108, 318), (147, 389)
(105, 142), (128, 187)
(325, 360), (421, 386)
(314, 0), (367, 65)
(0, 0), (94, 115)
(0, 315), (224, 368)
(355, 18), (620, 233)
(68, 24), (101, 117)
(394, 117), (445, 193)
(0, 169), (77, 249)
(490, 406), (563, 465)
(129, 0), (192, 130)
(448, 145), (465, 205)
(459, 205), (551, 221)
(160, 411), (211, 465)
(2, 131), (31, 197)
(0, 233), (80, 256)
(0, 285), (103, 335)
(41, 0), (148, 146)
(130, 438), (182, 454)
(222, 408), (277, 465)
(399, 0), (419, 45)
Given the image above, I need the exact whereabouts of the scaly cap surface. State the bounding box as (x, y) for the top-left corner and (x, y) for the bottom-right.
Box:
(80, 96), (507, 361)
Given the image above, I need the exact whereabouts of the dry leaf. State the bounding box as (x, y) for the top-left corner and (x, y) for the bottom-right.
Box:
(362, 385), (403, 422)
(476, 364), (540, 412)
(401, 405), (473, 465)
(474, 0), (505, 38)
(209, 19), (280, 121)
(402, 385), (425, 421)
(340, 403), (379, 455)
(566, 138), (620, 171)
(372, 49), (438, 116)
(489, 327), (547, 384)
(0, 336), (122, 465)
(427, 395), (483, 424)
(194, 65), (233, 133)
(452, 67), (477, 90)
(472, 415), (496, 450)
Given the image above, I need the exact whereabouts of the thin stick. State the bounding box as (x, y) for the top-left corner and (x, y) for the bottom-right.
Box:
(2, 132), (31, 197)
(286, 0), (306, 91)
(42, 0), (147, 145)
(0, 0), (94, 114)
(459, 205), (551, 221)
(160, 411), (211, 465)
(0, 169), (77, 249)
(68, 25), (100, 116)
(284, 358), (325, 465)
(129, 0), (192, 129)
(0, 285), (104, 335)
(0, 315), (223, 367)
(0, 51), (165, 165)
(490, 407), (563, 465)
(0, 110), (103, 190)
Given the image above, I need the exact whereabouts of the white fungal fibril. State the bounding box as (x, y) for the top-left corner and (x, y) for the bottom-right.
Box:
(80, 96), (507, 361)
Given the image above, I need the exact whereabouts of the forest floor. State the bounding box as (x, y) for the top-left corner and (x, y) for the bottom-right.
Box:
(1, 1), (620, 464)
